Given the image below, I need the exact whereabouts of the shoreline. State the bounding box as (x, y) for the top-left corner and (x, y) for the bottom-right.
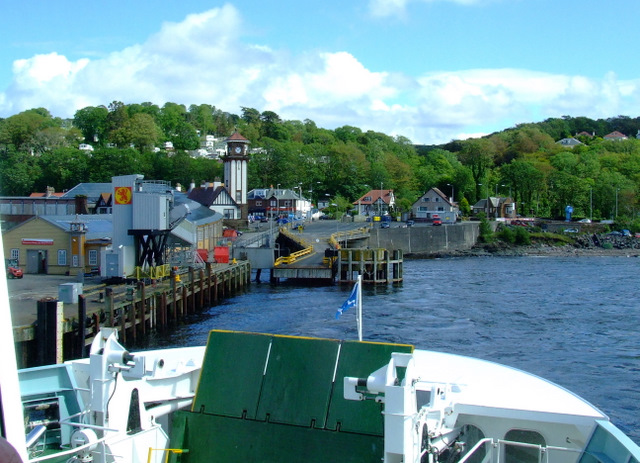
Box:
(407, 242), (640, 259)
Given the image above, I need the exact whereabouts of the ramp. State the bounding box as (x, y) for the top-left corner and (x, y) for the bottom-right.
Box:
(170, 330), (413, 462)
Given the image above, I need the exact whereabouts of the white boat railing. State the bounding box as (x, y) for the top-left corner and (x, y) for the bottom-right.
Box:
(457, 437), (582, 463)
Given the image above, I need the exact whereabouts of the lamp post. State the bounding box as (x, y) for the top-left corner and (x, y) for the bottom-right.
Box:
(590, 188), (593, 221)
(615, 188), (619, 219)
(447, 183), (454, 203)
(276, 184), (281, 221)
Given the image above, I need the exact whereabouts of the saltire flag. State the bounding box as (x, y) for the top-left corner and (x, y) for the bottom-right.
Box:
(336, 280), (359, 319)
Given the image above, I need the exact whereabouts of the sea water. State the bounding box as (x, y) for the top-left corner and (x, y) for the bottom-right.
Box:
(148, 256), (640, 444)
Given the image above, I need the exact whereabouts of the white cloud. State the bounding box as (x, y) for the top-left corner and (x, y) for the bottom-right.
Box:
(1, 6), (640, 145)
(368, 0), (485, 18)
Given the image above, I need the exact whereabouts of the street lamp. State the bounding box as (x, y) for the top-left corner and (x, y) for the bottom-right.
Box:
(615, 188), (620, 219)
(276, 183), (281, 220)
(447, 183), (454, 203)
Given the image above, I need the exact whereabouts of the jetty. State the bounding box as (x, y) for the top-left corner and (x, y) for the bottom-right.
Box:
(11, 261), (250, 368)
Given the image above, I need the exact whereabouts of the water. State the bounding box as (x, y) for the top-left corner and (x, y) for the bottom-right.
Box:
(148, 256), (640, 444)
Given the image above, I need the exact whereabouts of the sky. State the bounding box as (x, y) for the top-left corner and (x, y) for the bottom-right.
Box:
(1, 0), (639, 145)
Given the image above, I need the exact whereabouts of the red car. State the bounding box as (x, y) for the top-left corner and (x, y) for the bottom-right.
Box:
(432, 215), (442, 226)
(5, 258), (23, 278)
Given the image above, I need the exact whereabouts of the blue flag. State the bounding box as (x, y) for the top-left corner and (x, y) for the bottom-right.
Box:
(336, 281), (359, 319)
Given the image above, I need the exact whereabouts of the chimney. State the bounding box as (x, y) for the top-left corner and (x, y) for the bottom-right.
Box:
(189, 180), (195, 192)
(175, 183), (182, 192)
(45, 186), (55, 197)
(75, 195), (89, 215)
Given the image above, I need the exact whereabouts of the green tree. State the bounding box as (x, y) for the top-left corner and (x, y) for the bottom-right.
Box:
(458, 139), (495, 200)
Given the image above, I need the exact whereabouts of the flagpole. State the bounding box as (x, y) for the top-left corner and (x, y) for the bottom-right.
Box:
(356, 274), (363, 341)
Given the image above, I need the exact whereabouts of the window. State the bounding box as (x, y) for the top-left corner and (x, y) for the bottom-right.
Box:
(256, 200), (262, 206)
(57, 250), (67, 266)
(88, 250), (98, 266)
(364, 196), (372, 202)
(504, 429), (546, 463)
(423, 197), (430, 202)
(418, 207), (429, 212)
(72, 255), (79, 267)
(10, 249), (19, 260)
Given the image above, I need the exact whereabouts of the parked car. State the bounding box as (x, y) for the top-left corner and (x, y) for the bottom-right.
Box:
(432, 215), (442, 226)
(380, 222), (390, 229)
(578, 218), (591, 223)
(5, 258), (23, 279)
(406, 220), (415, 227)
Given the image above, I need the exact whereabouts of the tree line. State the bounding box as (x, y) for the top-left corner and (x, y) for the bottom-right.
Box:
(1, 102), (640, 222)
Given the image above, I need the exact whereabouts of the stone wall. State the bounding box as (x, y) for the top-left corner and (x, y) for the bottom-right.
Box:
(365, 222), (479, 255)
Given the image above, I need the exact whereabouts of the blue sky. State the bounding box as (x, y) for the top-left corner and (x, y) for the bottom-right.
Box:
(2, 0), (639, 144)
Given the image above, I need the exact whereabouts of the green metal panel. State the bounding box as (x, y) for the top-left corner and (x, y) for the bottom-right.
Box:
(256, 335), (340, 428)
(173, 331), (417, 462)
(169, 411), (384, 463)
(192, 330), (272, 418)
(327, 340), (413, 435)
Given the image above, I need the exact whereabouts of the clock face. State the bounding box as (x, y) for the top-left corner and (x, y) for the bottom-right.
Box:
(234, 146), (242, 154)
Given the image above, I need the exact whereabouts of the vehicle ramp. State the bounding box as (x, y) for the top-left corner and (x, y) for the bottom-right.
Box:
(169, 330), (413, 462)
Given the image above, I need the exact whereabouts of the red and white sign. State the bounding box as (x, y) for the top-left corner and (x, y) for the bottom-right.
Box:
(22, 239), (54, 245)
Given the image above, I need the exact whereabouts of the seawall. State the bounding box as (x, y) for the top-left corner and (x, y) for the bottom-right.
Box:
(365, 222), (479, 255)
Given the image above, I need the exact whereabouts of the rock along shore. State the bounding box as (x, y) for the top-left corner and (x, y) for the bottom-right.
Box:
(407, 234), (640, 259)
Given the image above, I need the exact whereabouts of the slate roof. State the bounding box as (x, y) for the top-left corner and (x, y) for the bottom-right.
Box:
(39, 214), (113, 241)
(62, 183), (112, 201)
(187, 186), (238, 207)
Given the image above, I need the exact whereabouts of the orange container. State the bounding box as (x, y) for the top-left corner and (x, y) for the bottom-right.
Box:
(214, 246), (229, 263)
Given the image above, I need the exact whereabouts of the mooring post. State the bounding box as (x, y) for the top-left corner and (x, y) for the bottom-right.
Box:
(199, 268), (204, 310)
(77, 294), (87, 359)
(36, 298), (63, 366)
(105, 287), (114, 327)
(139, 281), (146, 336)
(171, 270), (177, 324)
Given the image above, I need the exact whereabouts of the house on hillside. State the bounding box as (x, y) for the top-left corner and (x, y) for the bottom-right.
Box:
(603, 131), (628, 141)
(472, 197), (516, 219)
(353, 189), (395, 216)
(556, 137), (583, 148)
(410, 188), (458, 223)
(248, 188), (310, 219)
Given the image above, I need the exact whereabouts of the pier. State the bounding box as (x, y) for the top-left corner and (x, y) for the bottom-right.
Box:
(11, 260), (251, 368)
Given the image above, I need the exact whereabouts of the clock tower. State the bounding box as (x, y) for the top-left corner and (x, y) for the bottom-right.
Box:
(223, 131), (251, 218)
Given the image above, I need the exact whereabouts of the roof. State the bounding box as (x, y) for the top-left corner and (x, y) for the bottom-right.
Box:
(225, 131), (250, 143)
(604, 131), (628, 139)
(173, 193), (224, 226)
(39, 214), (113, 241)
(187, 186), (238, 207)
(62, 183), (112, 200)
(556, 137), (582, 147)
(29, 192), (64, 198)
(248, 188), (304, 201)
(353, 189), (393, 205)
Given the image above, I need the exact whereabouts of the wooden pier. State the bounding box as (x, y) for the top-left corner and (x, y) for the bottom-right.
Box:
(13, 260), (251, 368)
(337, 248), (403, 284)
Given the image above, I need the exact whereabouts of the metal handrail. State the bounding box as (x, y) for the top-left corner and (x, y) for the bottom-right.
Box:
(457, 437), (581, 463)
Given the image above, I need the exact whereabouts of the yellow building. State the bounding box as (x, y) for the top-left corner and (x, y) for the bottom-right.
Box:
(2, 215), (112, 276)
